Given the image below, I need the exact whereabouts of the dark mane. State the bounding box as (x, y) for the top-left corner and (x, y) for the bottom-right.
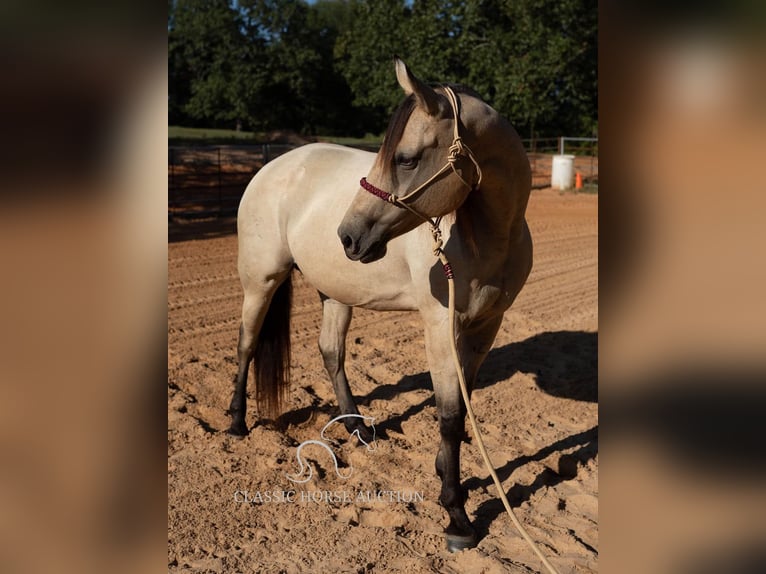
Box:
(377, 84), (486, 174)
(377, 93), (417, 172)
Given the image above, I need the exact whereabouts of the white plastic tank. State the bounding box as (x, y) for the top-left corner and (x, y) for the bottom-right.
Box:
(551, 154), (575, 190)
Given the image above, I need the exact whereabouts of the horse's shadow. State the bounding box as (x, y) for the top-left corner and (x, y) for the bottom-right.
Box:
(468, 425), (598, 542)
(347, 329), (598, 543)
(475, 330), (597, 401)
(357, 330), (597, 438)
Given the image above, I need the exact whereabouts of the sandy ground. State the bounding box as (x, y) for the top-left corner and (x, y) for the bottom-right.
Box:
(168, 188), (598, 573)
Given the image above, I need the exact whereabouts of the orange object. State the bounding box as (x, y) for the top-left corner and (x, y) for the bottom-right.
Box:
(575, 171), (583, 189)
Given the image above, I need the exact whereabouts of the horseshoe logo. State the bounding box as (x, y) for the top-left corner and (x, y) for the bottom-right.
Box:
(285, 414), (377, 483)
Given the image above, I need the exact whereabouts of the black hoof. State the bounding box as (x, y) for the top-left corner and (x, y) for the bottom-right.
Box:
(345, 421), (375, 445)
(227, 421), (249, 437)
(445, 533), (477, 553)
(357, 423), (376, 444)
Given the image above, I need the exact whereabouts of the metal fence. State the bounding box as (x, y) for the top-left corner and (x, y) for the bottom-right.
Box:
(168, 144), (295, 219)
(168, 137), (598, 219)
(522, 137), (599, 189)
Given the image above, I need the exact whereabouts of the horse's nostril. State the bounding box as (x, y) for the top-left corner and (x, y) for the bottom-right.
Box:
(341, 234), (353, 250)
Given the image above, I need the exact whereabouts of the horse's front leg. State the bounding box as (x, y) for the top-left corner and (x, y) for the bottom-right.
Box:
(425, 313), (504, 552)
(424, 312), (475, 551)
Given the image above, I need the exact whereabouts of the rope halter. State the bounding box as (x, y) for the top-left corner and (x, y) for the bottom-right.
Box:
(359, 86), (482, 259)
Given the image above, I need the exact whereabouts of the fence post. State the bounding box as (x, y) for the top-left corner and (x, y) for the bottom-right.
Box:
(217, 147), (222, 215)
(559, 136), (564, 155)
(170, 147), (175, 210)
(263, 143), (270, 165)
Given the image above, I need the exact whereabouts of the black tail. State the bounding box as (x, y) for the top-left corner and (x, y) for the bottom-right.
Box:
(253, 274), (292, 420)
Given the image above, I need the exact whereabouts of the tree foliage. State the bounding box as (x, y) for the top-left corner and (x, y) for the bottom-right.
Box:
(168, 0), (597, 138)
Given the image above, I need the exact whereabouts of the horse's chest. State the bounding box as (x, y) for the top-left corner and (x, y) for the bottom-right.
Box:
(463, 265), (527, 322)
(464, 231), (533, 321)
(464, 281), (507, 320)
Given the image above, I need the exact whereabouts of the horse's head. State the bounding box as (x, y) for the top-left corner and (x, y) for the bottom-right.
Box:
(338, 59), (481, 263)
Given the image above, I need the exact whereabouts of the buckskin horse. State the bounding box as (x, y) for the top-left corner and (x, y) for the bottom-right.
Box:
(229, 58), (532, 552)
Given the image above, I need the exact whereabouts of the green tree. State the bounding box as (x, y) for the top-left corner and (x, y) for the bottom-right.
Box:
(466, 0), (597, 138)
(234, 0), (358, 133)
(306, 0), (362, 134)
(237, 1), (312, 130)
(335, 0), (596, 138)
(169, 0), (263, 128)
(334, 0), (413, 130)
(169, 0), (597, 138)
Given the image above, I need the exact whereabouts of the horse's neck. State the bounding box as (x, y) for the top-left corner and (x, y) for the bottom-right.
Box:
(457, 104), (531, 254)
(456, 148), (530, 262)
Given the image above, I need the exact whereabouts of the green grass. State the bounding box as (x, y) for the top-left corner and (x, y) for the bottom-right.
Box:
(169, 126), (267, 145)
(317, 134), (383, 146)
(169, 126), (383, 147)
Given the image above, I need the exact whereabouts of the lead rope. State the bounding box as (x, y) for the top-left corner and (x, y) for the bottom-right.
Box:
(430, 224), (560, 574)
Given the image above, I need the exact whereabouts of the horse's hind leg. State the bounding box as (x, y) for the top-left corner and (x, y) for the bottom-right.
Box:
(228, 273), (290, 435)
(318, 296), (374, 443)
(228, 292), (267, 435)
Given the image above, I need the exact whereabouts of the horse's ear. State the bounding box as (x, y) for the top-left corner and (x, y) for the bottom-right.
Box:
(394, 58), (443, 116)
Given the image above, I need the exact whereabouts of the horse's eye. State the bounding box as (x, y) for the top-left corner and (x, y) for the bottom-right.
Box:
(396, 155), (419, 169)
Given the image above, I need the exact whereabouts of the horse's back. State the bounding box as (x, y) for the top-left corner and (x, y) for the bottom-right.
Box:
(239, 143), (370, 235)
(239, 143), (372, 217)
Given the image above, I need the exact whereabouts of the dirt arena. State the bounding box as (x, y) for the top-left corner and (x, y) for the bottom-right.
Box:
(168, 188), (598, 573)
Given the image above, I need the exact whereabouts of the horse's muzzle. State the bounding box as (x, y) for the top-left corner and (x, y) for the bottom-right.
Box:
(338, 221), (387, 263)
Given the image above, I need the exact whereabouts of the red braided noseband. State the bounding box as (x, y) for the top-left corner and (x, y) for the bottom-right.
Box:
(359, 177), (392, 203)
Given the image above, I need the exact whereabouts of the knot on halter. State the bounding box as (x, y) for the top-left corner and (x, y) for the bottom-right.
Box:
(448, 137), (466, 164)
(430, 225), (444, 256)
